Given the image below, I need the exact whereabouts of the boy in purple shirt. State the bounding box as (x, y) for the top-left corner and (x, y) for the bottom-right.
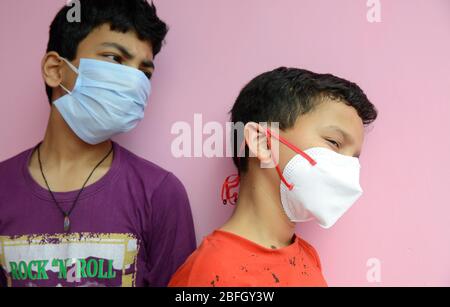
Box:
(0, 0), (196, 287)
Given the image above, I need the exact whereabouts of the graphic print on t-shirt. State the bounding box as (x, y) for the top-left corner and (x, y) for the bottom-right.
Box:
(0, 232), (138, 287)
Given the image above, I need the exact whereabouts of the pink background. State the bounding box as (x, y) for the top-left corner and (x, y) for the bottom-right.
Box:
(0, 0), (449, 286)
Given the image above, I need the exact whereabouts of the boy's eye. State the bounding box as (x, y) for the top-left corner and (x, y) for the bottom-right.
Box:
(143, 71), (152, 80)
(104, 54), (122, 64)
(326, 138), (340, 148)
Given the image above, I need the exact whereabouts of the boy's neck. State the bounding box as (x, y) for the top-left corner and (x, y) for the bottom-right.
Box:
(220, 169), (296, 250)
(38, 106), (113, 167)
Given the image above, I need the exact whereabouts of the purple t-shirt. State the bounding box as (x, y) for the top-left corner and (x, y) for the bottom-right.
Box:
(0, 142), (196, 287)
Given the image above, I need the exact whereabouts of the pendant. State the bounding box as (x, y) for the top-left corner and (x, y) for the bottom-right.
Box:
(64, 215), (71, 232)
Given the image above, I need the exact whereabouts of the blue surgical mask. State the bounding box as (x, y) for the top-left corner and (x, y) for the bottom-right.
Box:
(54, 58), (151, 145)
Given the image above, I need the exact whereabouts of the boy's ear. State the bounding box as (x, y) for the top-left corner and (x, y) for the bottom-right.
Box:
(42, 52), (64, 94)
(244, 122), (275, 167)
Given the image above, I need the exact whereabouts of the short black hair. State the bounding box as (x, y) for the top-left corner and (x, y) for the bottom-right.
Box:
(45, 0), (168, 103)
(230, 67), (378, 173)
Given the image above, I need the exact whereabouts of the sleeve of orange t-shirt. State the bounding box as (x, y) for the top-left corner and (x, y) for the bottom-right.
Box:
(298, 237), (323, 271)
(169, 248), (232, 287)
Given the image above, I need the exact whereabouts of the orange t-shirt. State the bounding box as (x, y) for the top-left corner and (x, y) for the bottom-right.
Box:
(169, 230), (327, 287)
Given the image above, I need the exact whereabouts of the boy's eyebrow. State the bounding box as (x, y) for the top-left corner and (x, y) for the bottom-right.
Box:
(141, 59), (155, 70)
(101, 42), (134, 58)
(100, 42), (155, 70)
(324, 125), (353, 142)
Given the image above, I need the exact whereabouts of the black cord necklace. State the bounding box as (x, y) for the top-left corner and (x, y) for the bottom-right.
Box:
(37, 143), (114, 233)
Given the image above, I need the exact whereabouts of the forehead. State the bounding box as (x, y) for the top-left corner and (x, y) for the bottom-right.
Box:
(76, 24), (154, 60)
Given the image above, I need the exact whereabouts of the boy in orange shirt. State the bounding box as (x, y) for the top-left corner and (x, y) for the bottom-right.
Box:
(170, 67), (377, 287)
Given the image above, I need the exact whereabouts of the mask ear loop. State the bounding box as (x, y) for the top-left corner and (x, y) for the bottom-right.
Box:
(221, 140), (246, 205)
(221, 127), (318, 204)
(265, 128), (317, 191)
(59, 83), (72, 95)
(266, 129), (294, 191)
(58, 57), (79, 95)
(266, 128), (317, 166)
(60, 57), (79, 74)
(221, 174), (240, 205)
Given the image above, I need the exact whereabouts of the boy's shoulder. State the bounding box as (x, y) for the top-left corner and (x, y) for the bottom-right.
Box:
(296, 236), (323, 271)
(181, 232), (231, 266)
(116, 143), (186, 190)
(169, 232), (234, 286)
(0, 147), (33, 176)
(117, 143), (168, 176)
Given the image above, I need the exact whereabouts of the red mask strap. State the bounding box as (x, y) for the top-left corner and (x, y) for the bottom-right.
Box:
(221, 140), (246, 205)
(221, 174), (240, 205)
(266, 128), (316, 166)
(221, 127), (316, 203)
(266, 129), (295, 190)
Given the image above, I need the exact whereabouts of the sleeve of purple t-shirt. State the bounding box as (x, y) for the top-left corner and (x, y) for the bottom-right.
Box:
(145, 172), (197, 287)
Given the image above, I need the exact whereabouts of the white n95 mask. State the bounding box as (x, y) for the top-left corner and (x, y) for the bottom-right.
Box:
(267, 129), (363, 229)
